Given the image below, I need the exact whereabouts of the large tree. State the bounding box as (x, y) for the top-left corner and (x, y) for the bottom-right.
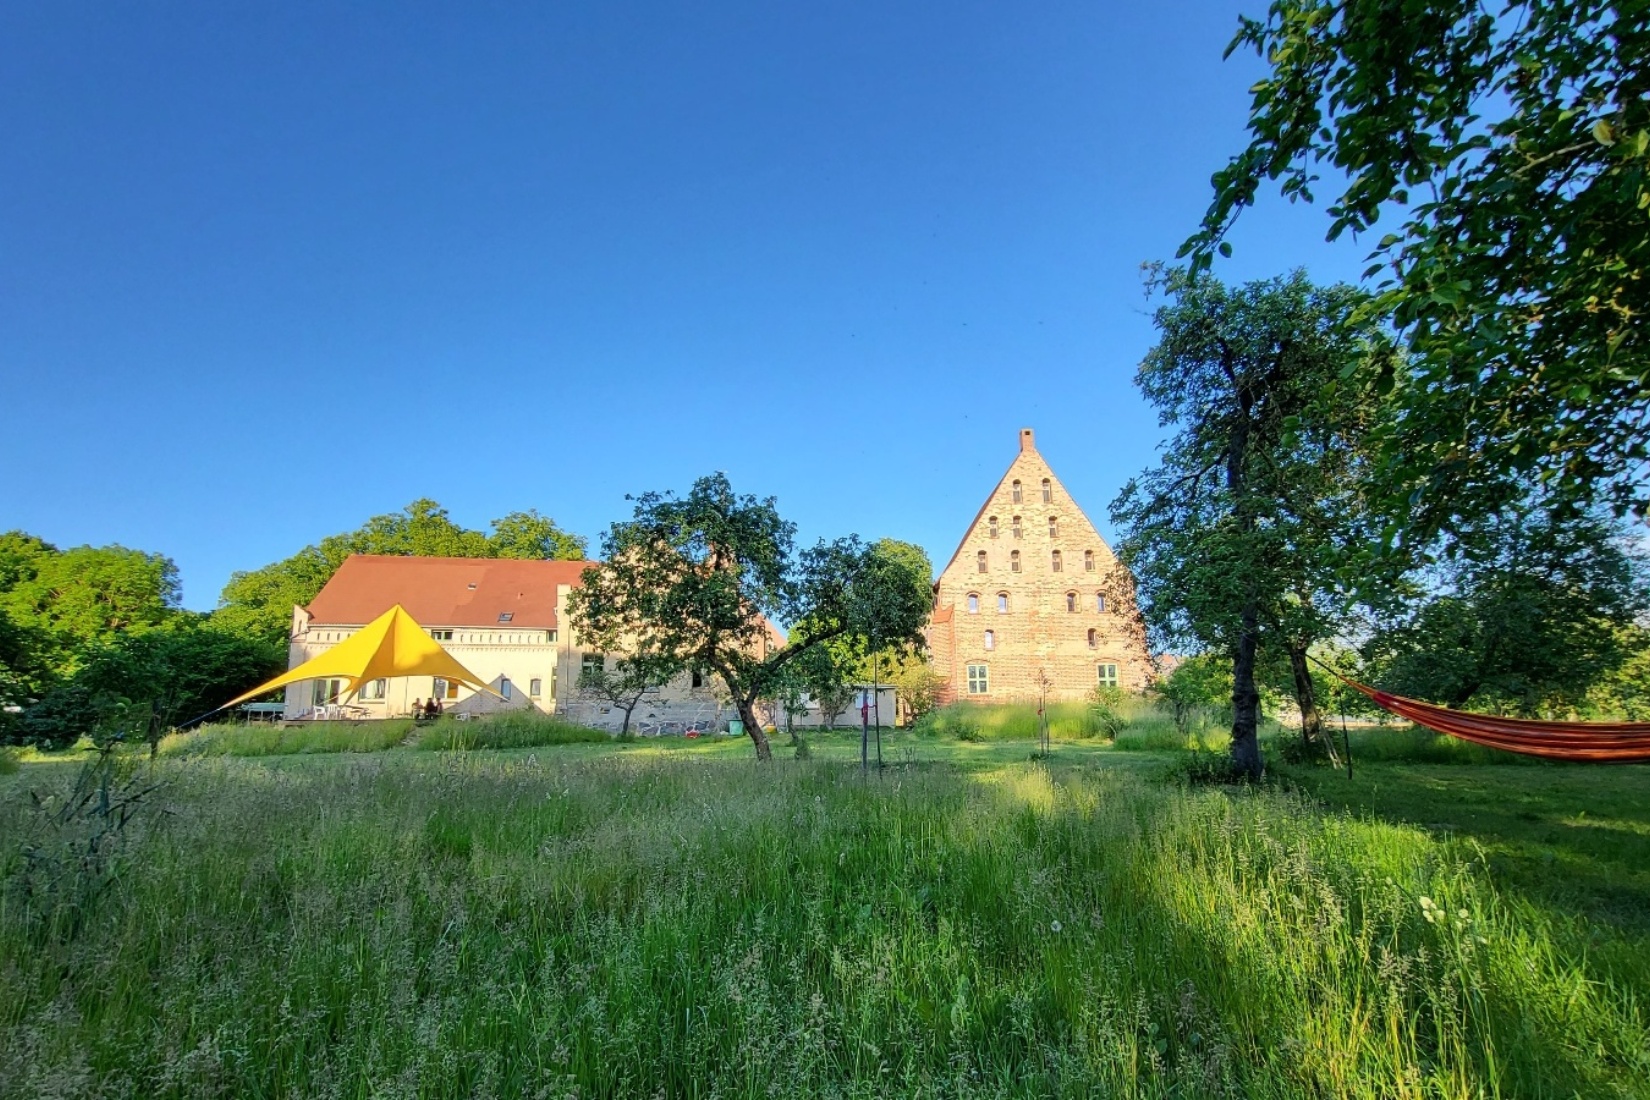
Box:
(1185, 0), (1650, 529)
(0, 533), (181, 662)
(1112, 270), (1385, 777)
(569, 474), (932, 761)
(215, 500), (587, 645)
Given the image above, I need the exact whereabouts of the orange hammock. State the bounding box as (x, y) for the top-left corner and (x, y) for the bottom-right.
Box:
(1338, 677), (1650, 763)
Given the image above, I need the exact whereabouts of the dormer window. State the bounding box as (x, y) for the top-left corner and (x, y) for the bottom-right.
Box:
(988, 516), (999, 538)
(1048, 516), (1059, 538)
(976, 551), (988, 573)
(1011, 479), (1023, 503)
(497, 612), (514, 622)
(1011, 550), (1022, 573)
(967, 592), (980, 614)
(1051, 550), (1063, 572)
(1084, 550), (1095, 572)
(1041, 478), (1053, 503)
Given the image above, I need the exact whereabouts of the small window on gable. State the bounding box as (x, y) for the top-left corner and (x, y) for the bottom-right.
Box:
(1010, 550), (1021, 573)
(997, 592), (1008, 613)
(1012, 516), (1022, 539)
(1048, 516), (1059, 538)
(498, 612), (514, 622)
(501, 678), (513, 700)
(1066, 591), (1077, 612)
(1084, 550), (1095, 572)
(1096, 664), (1119, 689)
(1051, 550), (1063, 572)
(1011, 480), (1023, 503)
(967, 592), (979, 614)
(1097, 593), (1108, 613)
(984, 629), (995, 651)
(529, 678), (542, 697)
(1087, 628), (1098, 649)
(976, 550), (988, 573)
(1041, 478), (1052, 503)
(988, 516), (998, 538)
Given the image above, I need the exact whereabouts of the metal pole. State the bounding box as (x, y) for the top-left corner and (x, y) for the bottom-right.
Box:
(873, 647), (882, 770)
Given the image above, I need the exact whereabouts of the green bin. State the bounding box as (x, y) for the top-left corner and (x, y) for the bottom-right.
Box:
(728, 719), (744, 736)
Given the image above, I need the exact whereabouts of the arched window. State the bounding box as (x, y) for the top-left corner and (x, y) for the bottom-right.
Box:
(1048, 516), (1059, 538)
(1041, 478), (1053, 503)
(976, 550), (988, 573)
(1051, 550), (1063, 572)
(1084, 549), (1095, 572)
(1011, 516), (1022, 539)
(1011, 479), (1023, 503)
(997, 591), (1009, 613)
(1096, 593), (1108, 613)
(1087, 628), (1097, 648)
(1010, 550), (1022, 573)
(967, 592), (979, 614)
(984, 629), (996, 651)
(1066, 591), (1077, 612)
(988, 516), (998, 538)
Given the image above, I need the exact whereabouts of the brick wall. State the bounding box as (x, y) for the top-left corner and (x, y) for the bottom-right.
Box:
(928, 428), (1153, 703)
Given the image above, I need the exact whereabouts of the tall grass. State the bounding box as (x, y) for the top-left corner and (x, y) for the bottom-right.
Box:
(157, 720), (416, 757)
(1, 750), (1643, 1097)
(413, 711), (611, 751)
(918, 698), (1161, 741)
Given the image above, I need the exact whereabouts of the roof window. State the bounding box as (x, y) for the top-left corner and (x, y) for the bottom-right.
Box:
(498, 612), (514, 622)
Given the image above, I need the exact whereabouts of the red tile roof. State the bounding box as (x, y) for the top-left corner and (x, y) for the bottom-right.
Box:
(305, 555), (596, 630)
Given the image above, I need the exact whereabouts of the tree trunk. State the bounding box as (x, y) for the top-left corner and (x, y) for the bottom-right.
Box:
(619, 705), (633, 735)
(737, 697), (772, 761)
(1230, 611), (1264, 779)
(1226, 368), (1263, 780)
(1289, 645), (1322, 748)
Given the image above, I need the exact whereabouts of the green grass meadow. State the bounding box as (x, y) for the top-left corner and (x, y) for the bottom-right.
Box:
(2, 708), (1647, 1098)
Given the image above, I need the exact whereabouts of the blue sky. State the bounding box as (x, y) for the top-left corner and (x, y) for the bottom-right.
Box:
(1, 2), (1369, 610)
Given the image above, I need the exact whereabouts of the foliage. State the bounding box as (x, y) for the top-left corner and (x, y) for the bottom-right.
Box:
(1585, 624), (1650, 721)
(1365, 504), (1649, 715)
(1152, 654), (1234, 735)
(1112, 270), (1386, 776)
(1186, 0), (1650, 527)
(20, 619), (285, 752)
(0, 532), (181, 668)
(3, 749), (1646, 1095)
(570, 474), (931, 760)
(215, 500), (587, 645)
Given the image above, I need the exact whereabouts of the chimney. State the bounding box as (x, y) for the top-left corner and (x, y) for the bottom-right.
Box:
(1019, 427), (1035, 453)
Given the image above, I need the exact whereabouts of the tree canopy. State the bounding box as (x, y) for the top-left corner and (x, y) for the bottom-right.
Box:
(570, 474), (932, 761)
(1112, 270), (1387, 776)
(215, 500), (587, 645)
(1186, 0), (1649, 530)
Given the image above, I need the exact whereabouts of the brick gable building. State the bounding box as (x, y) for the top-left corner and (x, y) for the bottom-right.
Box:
(927, 428), (1153, 704)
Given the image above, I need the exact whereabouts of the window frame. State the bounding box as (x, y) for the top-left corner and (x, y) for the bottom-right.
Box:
(966, 663), (990, 695)
(984, 629), (995, 651)
(1010, 550), (1022, 573)
(1011, 480), (1023, 504)
(997, 591), (1009, 613)
(967, 592), (980, 614)
(976, 550), (988, 573)
(1096, 664), (1119, 689)
(1041, 478), (1053, 503)
(1051, 549), (1063, 572)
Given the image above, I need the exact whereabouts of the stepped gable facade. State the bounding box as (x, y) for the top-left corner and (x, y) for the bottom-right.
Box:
(927, 428), (1153, 704)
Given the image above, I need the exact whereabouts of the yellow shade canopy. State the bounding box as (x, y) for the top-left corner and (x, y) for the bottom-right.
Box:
(222, 604), (501, 710)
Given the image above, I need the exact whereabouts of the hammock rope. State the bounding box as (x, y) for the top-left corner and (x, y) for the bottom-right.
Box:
(1319, 664), (1650, 763)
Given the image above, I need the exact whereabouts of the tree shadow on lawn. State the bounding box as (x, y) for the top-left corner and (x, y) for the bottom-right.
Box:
(1285, 761), (1650, 934)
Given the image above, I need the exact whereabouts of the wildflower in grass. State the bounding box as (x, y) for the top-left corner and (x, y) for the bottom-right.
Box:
(1050, 919), (1062, 933)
